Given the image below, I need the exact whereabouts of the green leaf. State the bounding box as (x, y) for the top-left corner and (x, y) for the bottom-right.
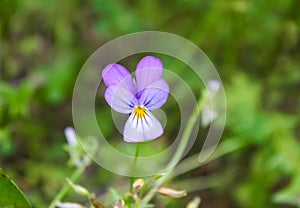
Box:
(0, 168), (31, 208)
(272, 170), (300, 207)
(109, 188), (122, 201)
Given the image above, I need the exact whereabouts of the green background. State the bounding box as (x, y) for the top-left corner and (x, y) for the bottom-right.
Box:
(0, 0), (300, 207)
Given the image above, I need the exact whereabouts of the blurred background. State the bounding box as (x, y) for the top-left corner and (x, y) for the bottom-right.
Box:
(1, 0), (300, 207)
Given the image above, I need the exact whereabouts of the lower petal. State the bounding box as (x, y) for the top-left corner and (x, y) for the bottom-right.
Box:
(123, 109), (163, 142)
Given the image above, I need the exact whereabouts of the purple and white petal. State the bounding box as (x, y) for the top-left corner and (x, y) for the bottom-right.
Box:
(64, 127), (77, 147)
(105, 85), (138, 114)
(135, 56), (164, 91)
(139, 79), (169, 110)
(102, 63), (136, 94)
(123, 109), (163, 142)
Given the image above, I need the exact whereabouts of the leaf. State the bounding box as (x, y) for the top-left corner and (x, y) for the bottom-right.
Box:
(0, 168), (32, 208)
(109, 188), (122, 201)
(272, 172), (300, 207)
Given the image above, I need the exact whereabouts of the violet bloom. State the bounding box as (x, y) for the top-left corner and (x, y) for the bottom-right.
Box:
(208, 80), (221, 92)
(102, 56), (169, 143)
(201, 80), (221, 127)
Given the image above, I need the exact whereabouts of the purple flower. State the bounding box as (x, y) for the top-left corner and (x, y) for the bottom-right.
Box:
(207, 80), (221, 92)
(102, 56), (169, 143)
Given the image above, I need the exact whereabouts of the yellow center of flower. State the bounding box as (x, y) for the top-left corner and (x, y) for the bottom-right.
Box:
(133, 106), (147, 119)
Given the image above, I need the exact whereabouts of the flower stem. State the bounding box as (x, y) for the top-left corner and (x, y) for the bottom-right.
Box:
(130, 143), (141, 191)
(140, 92), (206, 207)
(48, 156), (90, 208)
(169, 93), (206, 167)
(128, 143), (141, 208)
(173, 138), (248, 177)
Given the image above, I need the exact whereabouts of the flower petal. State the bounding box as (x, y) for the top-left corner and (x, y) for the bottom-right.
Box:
(123, 109), (163, 142)
(139, 79), (169, 110)
(201, 105), (218, 127)
(102, 63), (136, 94)
(207, 80), (221, 91)
(104, 84), (138, 114)
(102, 64), (138, 113)
(135, 56), (164, 91)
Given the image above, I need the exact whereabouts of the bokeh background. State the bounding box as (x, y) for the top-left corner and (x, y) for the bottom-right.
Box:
(1, 0), (300, 207)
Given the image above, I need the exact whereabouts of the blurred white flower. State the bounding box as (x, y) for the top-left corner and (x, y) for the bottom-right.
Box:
(113, 199), (125, 208)
(208, 80), (221, 92)
(64, 127), (82, 168)
(67, 178), (90, 197)
(201, 80), (221, 127)
(56, 201), (84, 208)
(201, 105), (218, 127)
(186, 197), (201, 208)
(64, 127), (77, 147)
(157, 187), (187, 198)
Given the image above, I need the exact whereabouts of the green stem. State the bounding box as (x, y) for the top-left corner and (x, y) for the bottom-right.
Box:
(173, 138), (248, 177)
(130, 143), (141, 192)
(128, 144), (141, 208)
(170, 93), (206, 167)
(133, 143), (141, 169)
(48, 156), (90, 208)
(140, 93), (206, 207)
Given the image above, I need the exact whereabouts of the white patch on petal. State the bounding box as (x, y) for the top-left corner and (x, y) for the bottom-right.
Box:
(124, 109), (163, 142)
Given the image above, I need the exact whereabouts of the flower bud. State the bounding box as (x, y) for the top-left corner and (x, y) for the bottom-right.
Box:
(56, 201), (84, 208)
(157, 187), (187, 198)
(67, 178), (90, 197)
(207, 80), (221, 92)
(113, 199), (125, 208)
(89, 193), (106, 208)
(132, 178), (144, 194)
(64, 127), (82, 168)
(186, 197), (201, 208)
(201, 105), (218, 127)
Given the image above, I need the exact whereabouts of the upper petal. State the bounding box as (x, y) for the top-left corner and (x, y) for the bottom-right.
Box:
(135, 56), (164, 91)
(102, 63), (138, 113)
(123, 109), (163, 142)
(104, 84), (138, 114)
(139, 79), (169, 110)
(102, 63), (136, 94)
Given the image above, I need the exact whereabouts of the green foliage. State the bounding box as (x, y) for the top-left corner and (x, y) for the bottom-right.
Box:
(1, 0), (300, 207)
(0, 168), (31, 208)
